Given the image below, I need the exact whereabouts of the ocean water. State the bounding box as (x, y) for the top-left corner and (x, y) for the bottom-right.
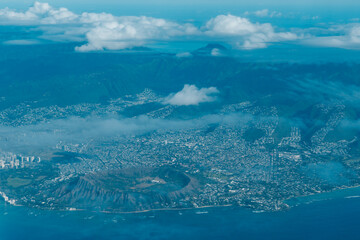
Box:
(1, 192), (360, 240)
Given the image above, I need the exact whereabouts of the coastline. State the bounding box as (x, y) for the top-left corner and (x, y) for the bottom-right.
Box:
(3, 184), (360, 215)
(98, 204), (234, 214)
(285, 185), (360, 207)
(2, 192), (360, 240)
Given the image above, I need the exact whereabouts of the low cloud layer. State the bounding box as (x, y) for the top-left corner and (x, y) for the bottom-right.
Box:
(164, 84), (219, 106)
(288, 78), (360, 105)
(0, 112), (254, 153)
(302, 24), (360, 50)
(0, 2), (300, 51)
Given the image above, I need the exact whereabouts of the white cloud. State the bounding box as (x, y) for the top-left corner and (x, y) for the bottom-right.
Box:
(76, 16), (198, 52)
(0, 2), (77, 25)
(164, 84), (219, 106)
(3, 39), (40, 45)
(269, 11), (282, 18)
(206, 15), (266, 36)
(254, 9), (269, 18)
(302, 24), (360, 49)
(244, 9), (282, 18)
(175, 52), (192, 58)
(79, 12), (117, 24)
(205, 14), (298, 49)
(0, 2), (199, 51)
(211, 48), (222, 56)
(0, 3), (298, 51)
(4, 3), (360, 52)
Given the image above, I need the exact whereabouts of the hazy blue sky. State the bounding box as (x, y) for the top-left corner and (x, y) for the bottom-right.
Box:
(2, 0), (360, 10)
(1, 0), (358, 22)
(1, 0), (360, 5)
(0, 0), (358, 24)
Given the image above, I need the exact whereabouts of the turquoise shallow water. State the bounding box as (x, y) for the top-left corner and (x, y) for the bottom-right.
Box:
(1, 191), (360, 240)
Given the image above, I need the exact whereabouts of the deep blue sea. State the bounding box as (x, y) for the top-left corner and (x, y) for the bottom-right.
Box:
(1, 188), (360, 240)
